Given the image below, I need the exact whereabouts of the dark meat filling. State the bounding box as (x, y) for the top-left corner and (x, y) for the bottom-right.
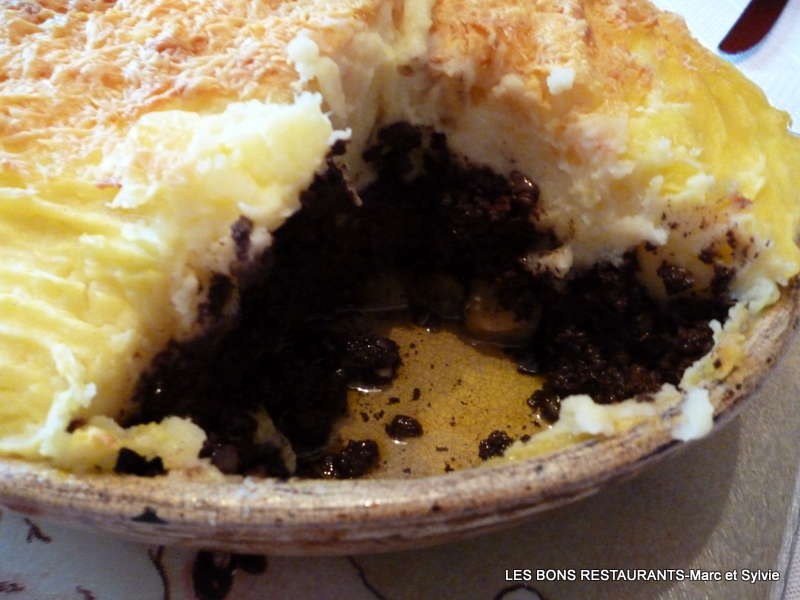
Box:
(114, 447), (166, 477)
(521, 258), (728, 431)
(296, 439), (380, 479)
(125, 123), (731, 477)
(385, 415), (424, 440)
(478, 430), (514, 461)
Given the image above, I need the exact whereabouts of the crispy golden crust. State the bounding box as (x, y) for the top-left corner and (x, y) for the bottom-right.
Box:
(428, 0), (729, 115)
(0, 0), (684, 166)
(0, 0), (383, 178)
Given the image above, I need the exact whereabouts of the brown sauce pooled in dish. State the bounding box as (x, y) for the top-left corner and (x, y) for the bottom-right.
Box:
(122, 124), (731, 480)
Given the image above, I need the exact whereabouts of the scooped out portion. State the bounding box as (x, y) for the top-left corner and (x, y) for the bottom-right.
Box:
(0, 0), (798, 476)
(125, 125), (738, 478)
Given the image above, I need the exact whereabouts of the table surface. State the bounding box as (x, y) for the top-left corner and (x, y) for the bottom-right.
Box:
(2, 1), (800, 599)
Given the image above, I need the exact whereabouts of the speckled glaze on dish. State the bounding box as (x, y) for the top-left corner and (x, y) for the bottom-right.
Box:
(0, 285), (797, 556)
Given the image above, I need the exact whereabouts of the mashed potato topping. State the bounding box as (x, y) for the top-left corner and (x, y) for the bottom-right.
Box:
(0, 94), (336, 469)
(0, 0), (798, 472)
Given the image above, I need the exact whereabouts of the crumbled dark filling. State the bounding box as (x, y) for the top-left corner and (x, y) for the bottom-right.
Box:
(201, 435), (290, 479)
(516, 256), (728, 409)
(360, 123), (546, 299)
(231, 215), (253, 262)
(657, 261), (695, 296)
(126, 123), (731, 479)
(197, 273), (235, 324)
(114, 447), (166, 477)
(478, 430), (514, 460)
(712, 264), (737, 298)
(339, 336), (402, 387)
(527, 390), (561, 423)
(385, 415), (424, 440)
(296, 439), (380, 479)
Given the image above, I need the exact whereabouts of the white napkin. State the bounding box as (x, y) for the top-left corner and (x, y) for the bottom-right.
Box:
(652, 0), (800, 131)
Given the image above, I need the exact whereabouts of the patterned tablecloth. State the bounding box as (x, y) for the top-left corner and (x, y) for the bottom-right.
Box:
(2, 1), (800, 599)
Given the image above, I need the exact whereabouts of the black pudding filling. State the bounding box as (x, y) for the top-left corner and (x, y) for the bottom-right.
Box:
(121, 123), (731, 479)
